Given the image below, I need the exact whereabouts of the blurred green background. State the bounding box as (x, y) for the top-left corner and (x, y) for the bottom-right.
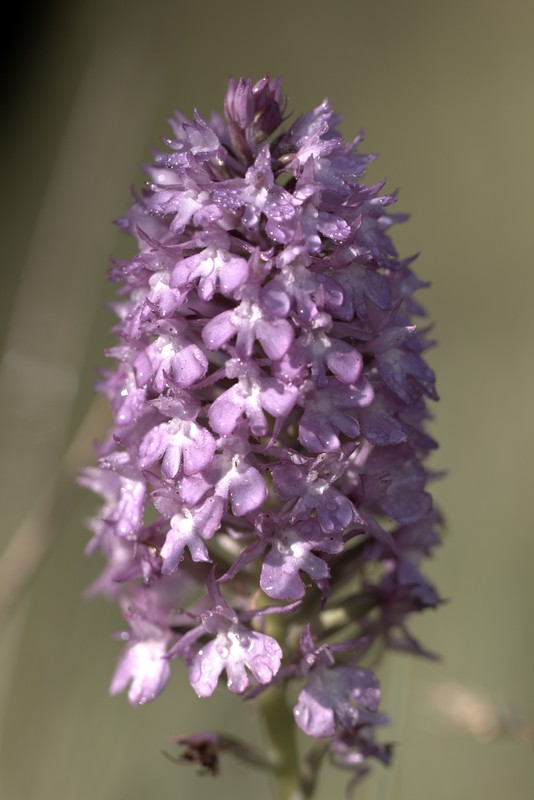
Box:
(0, 1), (532, 798)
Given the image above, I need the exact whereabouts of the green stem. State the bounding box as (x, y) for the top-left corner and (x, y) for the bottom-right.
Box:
(258, 684), (303, 800)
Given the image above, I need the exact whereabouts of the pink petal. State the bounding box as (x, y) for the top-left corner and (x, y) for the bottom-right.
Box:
(202, 310), (236, 350)
(256, 318), (294, 360)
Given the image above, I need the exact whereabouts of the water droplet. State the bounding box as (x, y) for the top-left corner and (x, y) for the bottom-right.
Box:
(216, 643), (229, 659)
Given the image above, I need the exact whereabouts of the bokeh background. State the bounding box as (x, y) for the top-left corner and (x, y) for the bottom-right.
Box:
(0, 1), (532, 798)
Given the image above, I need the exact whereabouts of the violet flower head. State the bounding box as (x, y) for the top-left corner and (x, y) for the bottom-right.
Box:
(83, 75), (441, 794)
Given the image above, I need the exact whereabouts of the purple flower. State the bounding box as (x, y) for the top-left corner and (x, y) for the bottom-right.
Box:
(188, 613), (282, 697)
(110, 586), (177, 705)
(260, 520), (343, 600)
(292, 628), (383, 738)
(271, 448), (358, 532)
(170, 234), (249, 300)
(110, 627), (170, 706)
(83, 75), (442, 790)
(172, 574), (283, 697)
(294, 662), (381, 738)
(138, 411), (215, 478)
(207, 360), (298, 438)
(159, 495), (223, 573)
(329, 729), (393, 795)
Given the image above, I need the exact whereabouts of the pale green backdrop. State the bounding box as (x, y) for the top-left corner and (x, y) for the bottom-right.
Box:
(0, 1), (532, 798)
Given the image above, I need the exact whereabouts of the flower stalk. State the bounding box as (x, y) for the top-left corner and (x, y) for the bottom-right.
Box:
(258, 685), (303, 800)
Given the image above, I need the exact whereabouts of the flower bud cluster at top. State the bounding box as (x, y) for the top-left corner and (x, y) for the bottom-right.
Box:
(81, 75), (441, 781)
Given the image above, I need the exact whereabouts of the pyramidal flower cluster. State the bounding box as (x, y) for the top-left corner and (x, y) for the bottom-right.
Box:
(82, 76), (441, 789)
